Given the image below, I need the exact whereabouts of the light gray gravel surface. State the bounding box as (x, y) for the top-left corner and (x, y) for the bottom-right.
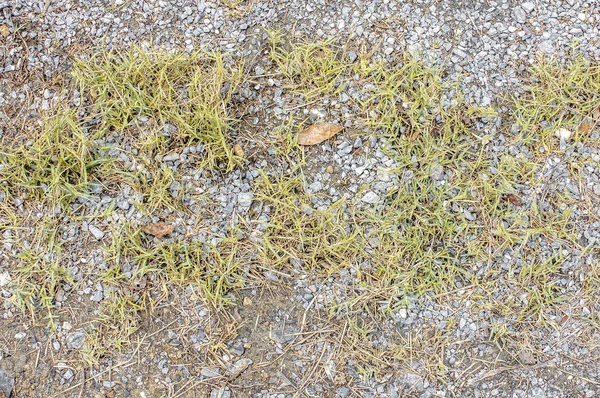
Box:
(1, 0), (600, 397)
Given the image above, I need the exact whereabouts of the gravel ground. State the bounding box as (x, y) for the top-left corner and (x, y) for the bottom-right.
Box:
(2, 0), (600, 397)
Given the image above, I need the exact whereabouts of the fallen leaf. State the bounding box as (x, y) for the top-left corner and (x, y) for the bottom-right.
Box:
(503, 193), (522, 206)
(141, 222), (174, 238)
(233, 143), (245, 157)
(297, 122), (343, 146)
(577, 119), (596, 136)
(0, 25), (9, 38)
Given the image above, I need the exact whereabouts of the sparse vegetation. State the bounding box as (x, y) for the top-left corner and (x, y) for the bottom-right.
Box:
(2, 37), (600, 395)
(72, 47), (244, 170)
(0, 108), (105, 207)
(267, 30), (350, 100)
(513, 52), (600, 151)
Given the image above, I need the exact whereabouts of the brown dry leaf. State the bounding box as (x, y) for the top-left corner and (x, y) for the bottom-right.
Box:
(503, 193), (522, 206)
(0, 25), (9, 38)
(409, 130), (421, 142)
(577, 119), (597, 136)
(233, 143), (245, 157)
(141, 222), (174, 238)
(297, 122), (343, 146)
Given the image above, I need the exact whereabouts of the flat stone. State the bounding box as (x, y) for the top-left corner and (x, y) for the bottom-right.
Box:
(522, 1), (535, 12)
(200, 367), (221, 378)
(513, 7), (527, 24)
(227, 358), (253, 378)
(361, 191), (379, 204)
(66, 331), (85, 350)
(237, 192), (253, 207)
(162, 153), (180, 162)
(0, 368), (13, 398)
(88, 225), (104, 240)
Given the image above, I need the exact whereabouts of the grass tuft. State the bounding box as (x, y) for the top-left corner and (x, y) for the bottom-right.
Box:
(72, 47), (244, 170)
(0, 108), (105, 207)
(513, 52), (600, 151)
(267, 31), (350, 100)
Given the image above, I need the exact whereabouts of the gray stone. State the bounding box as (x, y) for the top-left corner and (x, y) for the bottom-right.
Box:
(529, 387), (546, 398)
(201, 367), (221, 378)
(210, 388), (231, 398)
(237, 192), (253, 207)
(513, 7), (527, 24)
(163, 124), (177, 134)
(230, 342), (245, 356)
(90, 290), (103, 302)
(88, 225), (104, 240)
(116, 198), (130, 210)
(348, 51), (358, 63)
(309, 181), (323, 192)
(361, 191), (379, 204)
(66, 331), (85, 350)
(162, 153), (180, 162)
(0, 368), (13, 398)
(227, 358), (253, 378)
(522, 2), (535, 12)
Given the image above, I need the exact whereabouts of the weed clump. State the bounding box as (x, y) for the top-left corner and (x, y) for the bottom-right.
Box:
(513, 53), (600, 150)
(72, 47), (244, 170)
(0, 109), (104, 206)
(267, 31), (349, 100)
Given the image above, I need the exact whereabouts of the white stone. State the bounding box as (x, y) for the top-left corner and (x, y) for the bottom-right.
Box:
(522, 2), (535, 13)
(361, 191), (379, 204)
(237, 192), (254, 207)
(555, 128), (572, 140)
(88, 225), (105, 240)
(0, 271), (10, 287)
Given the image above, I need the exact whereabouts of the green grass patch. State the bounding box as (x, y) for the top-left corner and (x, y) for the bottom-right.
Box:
(8, 215), (73, 330)
(513, 52), (600, 151)
(256, 170), (362, 273)
(0, 108), (105, 207)
(72, 47), (244, 170)
(267, 31), (350, 100)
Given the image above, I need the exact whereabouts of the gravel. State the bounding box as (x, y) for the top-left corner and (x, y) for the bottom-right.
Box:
(361, 191), (379, 204)
(1, 0), (600, 397)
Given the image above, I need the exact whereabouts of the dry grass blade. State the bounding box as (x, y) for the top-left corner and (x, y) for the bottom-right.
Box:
(297, 122), (343, 145)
